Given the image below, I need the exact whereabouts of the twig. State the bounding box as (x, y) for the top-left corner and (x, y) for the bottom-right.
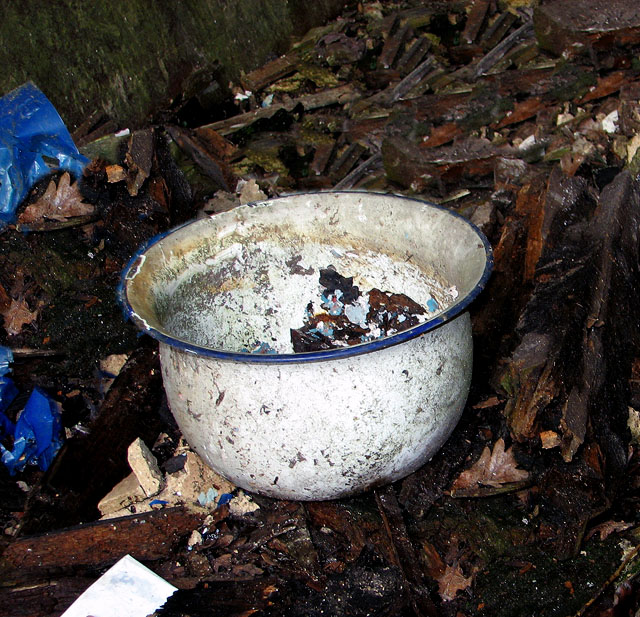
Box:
(10, 348), (63, 358)
(573, 541), (640, 617)
(474, 21), (535, 78)
(333, 152), (382, 190)
(392, 57), (436, 102)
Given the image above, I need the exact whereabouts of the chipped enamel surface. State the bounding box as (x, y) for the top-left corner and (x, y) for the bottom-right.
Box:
(119, 192), (492, 500)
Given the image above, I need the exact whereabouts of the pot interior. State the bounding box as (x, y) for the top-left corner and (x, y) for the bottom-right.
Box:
(120, 192), (492, 361)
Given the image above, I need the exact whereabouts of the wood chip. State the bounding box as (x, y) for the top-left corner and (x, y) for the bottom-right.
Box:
(540, 430), (562, 449)
(462, 0), (490, 45)
(241, 54), (298, 92)
(204, 84), (361, 135)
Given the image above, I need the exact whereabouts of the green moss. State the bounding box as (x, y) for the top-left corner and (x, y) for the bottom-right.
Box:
(80, 134), (129, 165)
(298, 64), (341, 88)
(268, 73), (309, 93)
(297, 125), (336, 146)
(0, 0), (348, 129)
(418, 498), (532, 563)
(460, 85), (514, 131)
(168, 141), (221, 200)
(629, 146), (640, 178)
(500, 371), (516, 397)
(463, 97), (514, 131)
(245, 150), (289, 175)
(471, 536), (623, 617)
(547, 63), (598, 104)
(544, 147), (571, 162)
(301, 115), (343, 134)
(413, 496), (626, 617)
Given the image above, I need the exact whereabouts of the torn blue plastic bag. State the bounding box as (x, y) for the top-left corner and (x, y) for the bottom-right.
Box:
(1, 386), (64, 475)
(0, 347), (64, 474)
(0, 346), (18, 437)
(0, 82), (89, 228)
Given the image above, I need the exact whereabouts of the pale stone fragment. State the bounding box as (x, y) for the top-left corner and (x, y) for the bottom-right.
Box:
(98, 472), (145, 516)
(128, 438), (164, 497)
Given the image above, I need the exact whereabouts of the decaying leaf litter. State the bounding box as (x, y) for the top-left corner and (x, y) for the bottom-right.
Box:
(2, 0), (640, 615)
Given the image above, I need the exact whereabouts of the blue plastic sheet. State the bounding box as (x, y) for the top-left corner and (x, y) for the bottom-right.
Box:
(0, 346), (18, 437)
(0, 346), (64, 474)
(1, 387), (64, 475)
(0, 82), (89, 227)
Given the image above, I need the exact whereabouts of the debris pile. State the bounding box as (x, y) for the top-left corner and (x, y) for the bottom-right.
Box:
(291, 265), (445, 352)
(97, 436), (258, 520)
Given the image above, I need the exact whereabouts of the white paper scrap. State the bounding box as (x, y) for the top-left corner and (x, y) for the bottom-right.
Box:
(61, 554), (177, 617)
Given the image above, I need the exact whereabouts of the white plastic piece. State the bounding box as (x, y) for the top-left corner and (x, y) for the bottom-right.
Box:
(61, 554), (176, 617)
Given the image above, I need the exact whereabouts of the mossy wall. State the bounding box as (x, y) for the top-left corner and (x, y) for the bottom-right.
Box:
(0, 0), (350, 130)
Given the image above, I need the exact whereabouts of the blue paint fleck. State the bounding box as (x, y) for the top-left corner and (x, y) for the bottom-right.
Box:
(218, 493), (234, 507)
(427, 297), (439, 312)
(243, 341), (277, 354)
(321, 290), (344, 316)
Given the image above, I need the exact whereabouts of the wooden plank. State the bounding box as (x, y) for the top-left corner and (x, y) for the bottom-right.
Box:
(474, 20), (534, 77)
(391, 56), (435, 102)
(534, 0), (640, 57)
(504, 169), (640, 467)
(493, 96), (545, 128)
(328, 142), (367, 181)
(383, 135), (508, 191)
(480, 11), (517, 50)
(167, 126), (231, 191)
(241, 54), (298, 92)
(397, 36), (431, 75)
(0, 506), (217, 586)
(0, 576), (94, 617)
(514, 178), (549, 282)
(420, 122), (463, 148)
(579, 71), (631, 103)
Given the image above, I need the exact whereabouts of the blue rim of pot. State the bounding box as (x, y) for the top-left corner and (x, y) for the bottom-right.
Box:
(117, 191), (494, 364)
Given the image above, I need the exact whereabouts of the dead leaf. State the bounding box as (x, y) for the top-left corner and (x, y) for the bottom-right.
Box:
(2, 297), (38, 335)
(585, 520), (633, 541)
(451, 438), (529, 491)
(18, 172), (94, 224)
(437, 562), (473, 602)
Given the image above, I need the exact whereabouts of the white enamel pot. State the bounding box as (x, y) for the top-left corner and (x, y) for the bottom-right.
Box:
(119, 192), (492, 500)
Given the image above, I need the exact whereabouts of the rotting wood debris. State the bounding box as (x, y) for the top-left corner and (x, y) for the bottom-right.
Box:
(2, 0), (640, 615)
